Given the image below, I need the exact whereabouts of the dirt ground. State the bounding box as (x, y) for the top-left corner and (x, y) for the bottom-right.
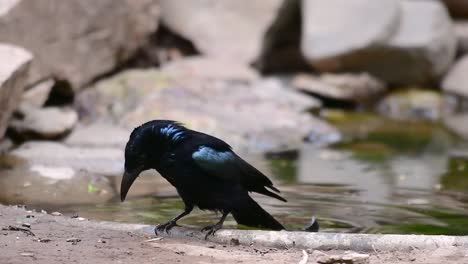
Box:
(0, 205), (467, 264)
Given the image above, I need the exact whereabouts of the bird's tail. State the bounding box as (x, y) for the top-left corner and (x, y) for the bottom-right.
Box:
(231, 196), (284, 231)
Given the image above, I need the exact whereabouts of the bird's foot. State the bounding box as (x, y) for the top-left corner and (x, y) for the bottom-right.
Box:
(154, 221), (178, 235)
(201, 223), (223, 240)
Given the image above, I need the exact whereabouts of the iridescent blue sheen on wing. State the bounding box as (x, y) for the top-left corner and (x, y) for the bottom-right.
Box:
(159, 124), (186, 142)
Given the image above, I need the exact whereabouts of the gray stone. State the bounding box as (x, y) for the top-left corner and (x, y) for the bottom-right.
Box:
(377, 89), (446, 121)
(0, 0), (159, 90)
(292, 73), (386, 103)
(21, 78), (54, 108)
(0, 43), (33, 139)
(301, 0), (456, 85)
(301, 0), (399, 64)
(10, 105), (78, 139)
(161, 56), (259, 82)
(77, 69), (336, 153)
(159, 0), (283, 63)
(11, 141), (123, 176)
(442, 55), (468, 98)
(65, 123), (130, 148)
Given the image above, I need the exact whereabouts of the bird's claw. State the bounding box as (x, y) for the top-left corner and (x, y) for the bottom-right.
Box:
(201, 223), (222, 240)
(154, 221), (178, 235)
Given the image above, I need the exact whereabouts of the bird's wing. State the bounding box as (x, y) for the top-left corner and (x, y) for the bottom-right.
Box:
(192, 146), (286, 202)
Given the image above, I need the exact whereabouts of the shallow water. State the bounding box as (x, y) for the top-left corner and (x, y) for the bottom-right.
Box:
(1, 111), (468, 235)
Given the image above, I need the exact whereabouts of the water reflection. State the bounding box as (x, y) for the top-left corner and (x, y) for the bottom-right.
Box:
(1, 112), (468, 235)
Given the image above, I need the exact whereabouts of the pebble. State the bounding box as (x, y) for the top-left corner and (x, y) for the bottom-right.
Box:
(66, 237), (81, 245)
(21, 223), (31, 228)
(51, 212), (62, 216)
(20, 252), (34, 257)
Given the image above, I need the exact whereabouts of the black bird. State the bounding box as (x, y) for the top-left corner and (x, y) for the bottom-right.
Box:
(120, 120), (286, 237)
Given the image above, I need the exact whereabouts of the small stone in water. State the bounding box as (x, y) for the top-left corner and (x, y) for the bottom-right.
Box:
(76, 217), (86, 221)
(21, 223), (31, 228)
(40, 210), (47, 214)
(97, 239), (106, 244)
(51, 212), (62, 216)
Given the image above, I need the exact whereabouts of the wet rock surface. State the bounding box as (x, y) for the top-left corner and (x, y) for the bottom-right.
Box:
(377, 89), (448, 121)
(0, 44), (32, 139)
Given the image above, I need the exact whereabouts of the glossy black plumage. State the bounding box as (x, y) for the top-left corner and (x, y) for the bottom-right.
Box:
(120, 120), (286, 236)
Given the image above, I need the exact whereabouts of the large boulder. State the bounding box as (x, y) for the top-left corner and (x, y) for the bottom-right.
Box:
(76, 61), (337, 153)
(0, 0), (159, 90)
(9, 105), (78, 139)
(159, 0), (283, 63)
(442, 55), (468, 98)
(0, 43), (33, 139)
(301, 0), (456, 85)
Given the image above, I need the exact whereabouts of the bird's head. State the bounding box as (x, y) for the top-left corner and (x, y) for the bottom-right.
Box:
(120, 120), (187, 202)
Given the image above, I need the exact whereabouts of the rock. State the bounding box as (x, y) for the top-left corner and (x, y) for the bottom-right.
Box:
(441, 0), (468, 18)
(442, 55), (468, 98)
(0, 44), (33, 139)
(77, 69), (336, 153)
(255, 0), (310, 74)
(301, 0), (399, 66)
(0, 0), (159, 90)
(444, 114), (468, 140)
(3, 141), (175, 202)
(9, 105), (78, 139)
(10, 141), (122, 176)
(21, 78), (54, 108)
(0, 164), (116, 205)
(159, 0), (283, 63)
(377, 89), (447, 121)
(301, 0), (456, 85)
(161, 56), (259, 82)
(65, 123), (130, 148)
(292, 73), (386, 103)
(454, 21), (468, 55)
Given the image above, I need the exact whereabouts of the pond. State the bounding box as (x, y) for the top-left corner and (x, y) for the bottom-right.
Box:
(1, 110), (468, 235)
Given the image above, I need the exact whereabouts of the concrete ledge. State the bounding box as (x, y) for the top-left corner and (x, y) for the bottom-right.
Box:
(90, 220), (468, 252)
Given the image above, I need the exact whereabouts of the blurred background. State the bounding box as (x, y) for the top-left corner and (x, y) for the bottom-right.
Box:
(0, 0), (467, 235)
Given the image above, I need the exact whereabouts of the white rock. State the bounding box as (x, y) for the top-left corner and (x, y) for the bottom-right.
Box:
(11, 141), (123, 176)
(10, 106), (78, 139)
(301, 0), (399, 61)
(159, 0), (283, 63)
(301, 0), (456, 85)
(0, 43), (33, 139)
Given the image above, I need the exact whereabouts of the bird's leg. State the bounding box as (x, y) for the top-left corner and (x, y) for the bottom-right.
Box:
(155, 205), (193, 235)
(201, 210), (230, 239)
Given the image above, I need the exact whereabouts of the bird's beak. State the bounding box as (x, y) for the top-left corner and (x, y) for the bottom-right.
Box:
(120, 170), (140, 202)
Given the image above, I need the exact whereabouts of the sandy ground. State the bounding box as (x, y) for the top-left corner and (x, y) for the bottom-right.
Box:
(0, 205), (467, 264)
